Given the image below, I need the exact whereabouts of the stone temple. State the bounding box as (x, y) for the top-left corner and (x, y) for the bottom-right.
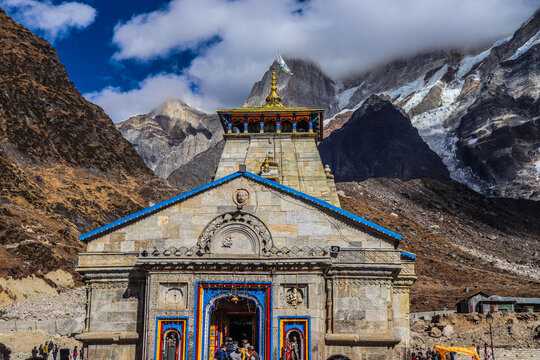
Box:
(76, 68), (416, 360)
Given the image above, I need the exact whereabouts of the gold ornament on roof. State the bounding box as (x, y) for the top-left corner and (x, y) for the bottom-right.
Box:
(259, 153), (279, 176)
(264, 68), (285, 108)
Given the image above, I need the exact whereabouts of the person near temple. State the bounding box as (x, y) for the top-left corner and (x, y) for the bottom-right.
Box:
(215, 344), (228, 360)
(43, 341), (49, 359)
(247, 345), (259, 360)
(225, 337), (235, 357)
(239, 339), (250, 360)
(229, 345), (243, 360)
(72, 346), (78, 360)
(31, 346), (38, 359)
(48, 341), (54, 356)
(52, 344), (59, 360)
(0, 343), (11, 360)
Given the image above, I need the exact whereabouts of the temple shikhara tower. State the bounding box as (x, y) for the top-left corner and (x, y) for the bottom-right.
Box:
(76, 64), (416, 360)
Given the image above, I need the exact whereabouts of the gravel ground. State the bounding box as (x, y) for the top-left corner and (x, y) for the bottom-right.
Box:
(0, 288), (85, 321)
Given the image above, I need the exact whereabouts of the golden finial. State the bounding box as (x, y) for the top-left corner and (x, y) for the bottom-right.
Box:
(264, 67), (284, 107)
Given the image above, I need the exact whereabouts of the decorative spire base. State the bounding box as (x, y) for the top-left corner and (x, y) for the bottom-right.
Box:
(264, 68), (284, 108)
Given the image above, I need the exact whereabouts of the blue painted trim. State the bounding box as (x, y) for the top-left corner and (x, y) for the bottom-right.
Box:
(154, 315), (189, 360)
(79, 171), (402, 242)
(79, 172), (243, 241)
(400, 251), (416, 261)
(277, 316), (311, 360)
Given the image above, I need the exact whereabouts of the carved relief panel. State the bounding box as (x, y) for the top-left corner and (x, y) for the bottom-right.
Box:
(281, 284), (308, 308)
(158, 283), (188, 309)
(197, 211), (273, 256)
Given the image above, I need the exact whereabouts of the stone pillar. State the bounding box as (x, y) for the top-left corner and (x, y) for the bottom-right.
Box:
(259, 121), (264, 133)
(243, 120), (248, 133)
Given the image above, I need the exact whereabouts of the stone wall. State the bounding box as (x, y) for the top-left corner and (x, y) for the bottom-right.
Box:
(215, 134), (341, 206)
(0, 318), (83, 336)
(85, 177), (392, 255)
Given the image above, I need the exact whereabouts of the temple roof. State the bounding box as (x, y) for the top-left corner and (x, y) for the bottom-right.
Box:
(217, 69), (323, 114)
(216, 106), (324, 114)
(80, 170), (403, 244)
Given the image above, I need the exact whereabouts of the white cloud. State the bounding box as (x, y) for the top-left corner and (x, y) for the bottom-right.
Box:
(1, 0), (96, 40)
(96, 0), (539, 120)
(84, 73), (221, 122)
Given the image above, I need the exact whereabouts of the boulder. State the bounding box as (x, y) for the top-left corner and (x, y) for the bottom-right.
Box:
(442, 325), (454, 337)
(430, 327), (442, 338)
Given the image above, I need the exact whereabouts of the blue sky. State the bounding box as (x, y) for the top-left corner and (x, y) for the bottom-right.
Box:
(2, 0), (539, 121)
(55, 0), (196, 94)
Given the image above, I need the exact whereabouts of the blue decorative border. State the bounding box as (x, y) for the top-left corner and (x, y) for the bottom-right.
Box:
(400, 251), (416, 261)
(154, 315), (189, 360)
(79, 171), (402, 243)
(277, 316), (311, 360)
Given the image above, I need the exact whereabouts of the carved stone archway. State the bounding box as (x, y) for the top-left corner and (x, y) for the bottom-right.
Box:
(197, 212), (273, 256)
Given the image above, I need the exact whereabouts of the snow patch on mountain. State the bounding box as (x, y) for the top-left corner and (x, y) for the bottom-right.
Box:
(386, 77), (425, 102)
(337, 83), (362, 109)
(408, 80), (482, 190)
(457, 37), (511, 79)
(400, 65), (449, 112)
(508, 29), (540, 60)
(457, 49), (491, 78)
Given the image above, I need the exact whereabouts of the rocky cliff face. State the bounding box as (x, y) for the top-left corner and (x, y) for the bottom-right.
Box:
(0, 10), (175, 287)
(167, 140), (225, 190)
(244, 58), (339, 115)
(319, 96), (449, 182)
(117, 99), (224, 179)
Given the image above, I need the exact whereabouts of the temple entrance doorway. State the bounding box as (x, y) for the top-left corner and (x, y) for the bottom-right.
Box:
(208, 295), (259, 359)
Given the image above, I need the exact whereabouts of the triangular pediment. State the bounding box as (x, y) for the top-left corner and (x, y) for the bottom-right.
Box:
(82, 172), (402, 255)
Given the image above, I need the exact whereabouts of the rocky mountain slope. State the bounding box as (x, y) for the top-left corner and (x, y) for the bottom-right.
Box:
(244, 58), (339, 115)
(319, 96), (449, 182)
(338, 178), (540, 311)
(117, 99), (224, 179)
(0, 9), (175, 298)
(167, 140), (225, 189)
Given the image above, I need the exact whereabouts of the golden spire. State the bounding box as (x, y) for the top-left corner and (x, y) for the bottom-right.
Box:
(264, 68), (285, 107)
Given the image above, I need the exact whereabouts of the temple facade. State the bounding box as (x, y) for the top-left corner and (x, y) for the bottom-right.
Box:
(76, 67), (416, 360)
